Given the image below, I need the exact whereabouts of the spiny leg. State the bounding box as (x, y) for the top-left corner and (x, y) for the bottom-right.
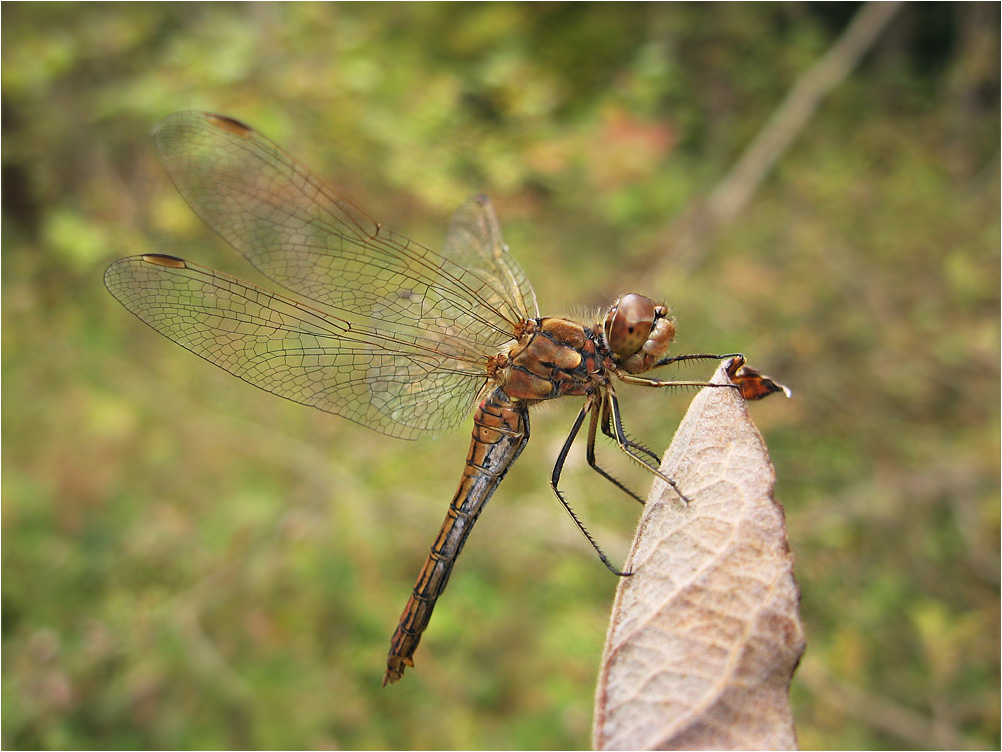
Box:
(599, 394), (660, 466)
(597, 354), (744, 506)
(585, 399), (647, 505)
(618, 352), (746, 390)
(550, 398), (631, 577)
(606, 391), (692, 505)
(605, 352), (744, 466)
(653, 352), (743, 368)
(616, 372), (741, 390)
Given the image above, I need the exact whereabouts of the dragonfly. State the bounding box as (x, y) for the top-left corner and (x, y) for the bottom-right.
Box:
(105, 111), (788, 686)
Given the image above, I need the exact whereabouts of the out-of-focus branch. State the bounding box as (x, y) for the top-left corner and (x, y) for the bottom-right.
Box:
(643, 1), (904, 282)
(702, 1), (904, 230)
(798, 660), (990, 751)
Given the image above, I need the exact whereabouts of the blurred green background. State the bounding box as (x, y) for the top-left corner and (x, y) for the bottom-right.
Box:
(3, 3), (998, 749)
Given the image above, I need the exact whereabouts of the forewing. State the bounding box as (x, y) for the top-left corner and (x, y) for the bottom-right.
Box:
(104, 255), (489, 439)
(152, 112), (523, 351)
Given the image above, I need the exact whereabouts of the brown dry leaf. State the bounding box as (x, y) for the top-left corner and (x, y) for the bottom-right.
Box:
(593, 360), (804, 750)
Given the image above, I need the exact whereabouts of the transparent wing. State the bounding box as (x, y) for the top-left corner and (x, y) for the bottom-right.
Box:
(105, 254), (490, 439)
(443, 195), (538, 320)
(152, 111), (534, 346)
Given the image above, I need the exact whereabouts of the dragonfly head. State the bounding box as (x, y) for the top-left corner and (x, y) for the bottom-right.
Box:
(603, 293), (676, 374)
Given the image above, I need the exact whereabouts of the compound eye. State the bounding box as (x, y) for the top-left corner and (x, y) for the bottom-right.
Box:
(604, 293), (657, 359)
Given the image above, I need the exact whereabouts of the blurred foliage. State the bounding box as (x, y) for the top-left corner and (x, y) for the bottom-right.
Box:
(3, 2), (999, 750)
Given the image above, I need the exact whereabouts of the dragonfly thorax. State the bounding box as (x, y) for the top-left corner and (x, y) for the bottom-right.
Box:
(602, 293), (676, 374)
(489, 317), (608, 403)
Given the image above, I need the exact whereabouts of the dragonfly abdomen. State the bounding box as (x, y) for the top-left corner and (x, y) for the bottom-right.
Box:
(383, 387), (529, 685)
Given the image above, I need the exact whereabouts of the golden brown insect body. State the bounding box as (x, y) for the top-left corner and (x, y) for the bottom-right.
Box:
(383, 295), (680, 684)
(104, 112), (786, 689)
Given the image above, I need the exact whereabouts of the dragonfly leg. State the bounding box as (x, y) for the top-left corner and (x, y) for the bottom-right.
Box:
(583, 401), (647, 505)
(599, 394), (660, 466)
(653, 352), (743, 368)
(550, 398), (631, 577)
(606, 391), (692, 506)
(618, 352), (745, 390)
(616, 372), (740, 390)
